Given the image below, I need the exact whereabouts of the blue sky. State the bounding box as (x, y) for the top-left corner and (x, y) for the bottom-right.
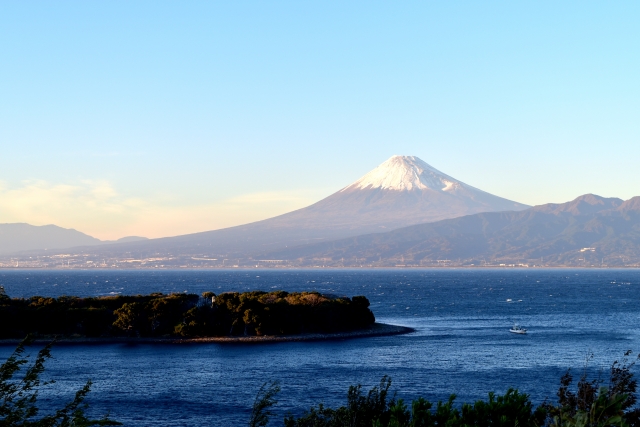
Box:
(1, 1), (639, 239)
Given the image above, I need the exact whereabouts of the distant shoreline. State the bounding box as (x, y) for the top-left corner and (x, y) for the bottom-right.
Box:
(0, 323), (414, 345)
(0, 266), (638, 270)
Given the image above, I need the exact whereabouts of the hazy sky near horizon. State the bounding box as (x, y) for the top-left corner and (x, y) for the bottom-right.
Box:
(1, 1), (639, 240)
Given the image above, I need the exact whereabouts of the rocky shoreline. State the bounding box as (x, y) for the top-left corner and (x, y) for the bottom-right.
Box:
(180, 322), (414, 343)
(0, 323), (414, 345)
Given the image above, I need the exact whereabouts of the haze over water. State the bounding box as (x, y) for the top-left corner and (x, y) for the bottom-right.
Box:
(1, 269), (639, 426)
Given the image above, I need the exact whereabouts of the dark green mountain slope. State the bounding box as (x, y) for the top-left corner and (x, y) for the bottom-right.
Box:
(262, 194), (640, 266)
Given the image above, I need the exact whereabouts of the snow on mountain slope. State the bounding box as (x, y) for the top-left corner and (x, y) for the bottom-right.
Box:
(342, 155), (463, 192)
(322, 155), (528, 223)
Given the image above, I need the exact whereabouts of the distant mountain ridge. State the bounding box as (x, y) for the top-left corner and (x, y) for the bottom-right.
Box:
(27, 155), (529, 259)
(261, 194), (640, 266)
(531, 193), (624, 215)
(0, 224), (101, 255)
(0, 223), (147, 255)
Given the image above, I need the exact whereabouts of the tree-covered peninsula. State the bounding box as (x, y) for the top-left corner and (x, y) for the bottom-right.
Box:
(0, 291), (376, 339)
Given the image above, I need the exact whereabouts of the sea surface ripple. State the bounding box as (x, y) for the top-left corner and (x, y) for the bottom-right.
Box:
(1, 268), (639, 426)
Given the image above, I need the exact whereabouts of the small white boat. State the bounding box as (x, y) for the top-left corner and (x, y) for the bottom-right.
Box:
(509, 324), (527, 334)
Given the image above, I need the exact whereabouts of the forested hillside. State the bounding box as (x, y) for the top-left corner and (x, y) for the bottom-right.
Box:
(0, 291), (375, 339)
(263, 194), (640, 266)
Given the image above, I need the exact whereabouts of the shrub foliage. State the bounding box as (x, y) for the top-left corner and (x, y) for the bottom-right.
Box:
(255, 353), (640, 427)
(0, 337), (120, 426)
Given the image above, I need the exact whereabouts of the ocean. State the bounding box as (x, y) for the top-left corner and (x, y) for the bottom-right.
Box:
(1, 268), (639, 426)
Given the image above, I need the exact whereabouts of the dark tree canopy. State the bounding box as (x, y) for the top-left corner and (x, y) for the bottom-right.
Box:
(0, 291), (375, 339)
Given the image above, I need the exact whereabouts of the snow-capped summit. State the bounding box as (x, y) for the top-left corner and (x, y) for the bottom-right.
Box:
(325, 155), (528, 221)
(343, 155), (463, 192)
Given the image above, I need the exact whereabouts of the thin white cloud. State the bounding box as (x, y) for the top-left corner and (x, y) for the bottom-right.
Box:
(0, 180), (316, 240)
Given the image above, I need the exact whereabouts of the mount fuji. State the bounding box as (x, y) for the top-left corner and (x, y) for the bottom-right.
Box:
(313, 155), (528, 230)
(32, 155), (527, 259)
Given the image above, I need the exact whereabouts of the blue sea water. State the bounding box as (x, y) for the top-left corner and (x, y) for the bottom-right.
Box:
(1, 268), (639, 426)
